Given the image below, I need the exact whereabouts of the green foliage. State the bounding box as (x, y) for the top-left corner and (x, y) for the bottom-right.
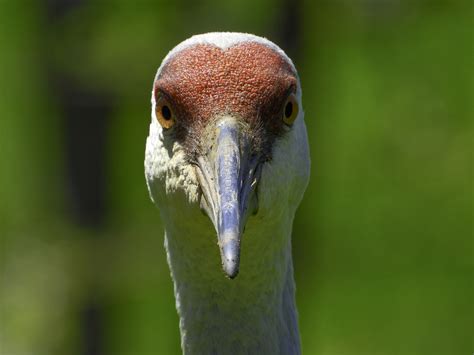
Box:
(1, 1), (472, 354)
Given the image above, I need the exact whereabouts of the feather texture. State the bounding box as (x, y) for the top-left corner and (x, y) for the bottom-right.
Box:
(145, 32), (310, 354)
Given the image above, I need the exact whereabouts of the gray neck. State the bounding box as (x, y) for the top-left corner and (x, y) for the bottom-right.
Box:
(163, 210), (301, 355)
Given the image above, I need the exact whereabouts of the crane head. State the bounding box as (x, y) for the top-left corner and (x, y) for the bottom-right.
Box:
(145, 33), (310, 279)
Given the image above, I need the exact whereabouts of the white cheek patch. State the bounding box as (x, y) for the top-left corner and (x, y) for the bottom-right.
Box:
(145, 119), (201, 206)
(258, 115), (310, 218)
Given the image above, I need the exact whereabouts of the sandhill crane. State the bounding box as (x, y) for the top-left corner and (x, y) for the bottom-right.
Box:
(145, 32), (310, 354)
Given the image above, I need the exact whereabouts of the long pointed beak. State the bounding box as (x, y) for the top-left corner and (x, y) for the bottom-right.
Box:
(196, 117), (261, 279)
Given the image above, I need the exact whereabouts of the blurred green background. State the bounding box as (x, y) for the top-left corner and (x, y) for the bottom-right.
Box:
(0, 0), (472, 354)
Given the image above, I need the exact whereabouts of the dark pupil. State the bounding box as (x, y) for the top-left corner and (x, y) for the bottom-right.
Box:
(161, 105), (172, 120)
(285, 101), (293, 118)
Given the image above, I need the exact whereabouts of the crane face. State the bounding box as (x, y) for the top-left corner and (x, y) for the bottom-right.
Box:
(145, 33), (310, 279)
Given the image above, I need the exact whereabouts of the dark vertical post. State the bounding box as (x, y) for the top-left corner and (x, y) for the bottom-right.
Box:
(274, 0), (303, 63)
(44, 1), (113, 354)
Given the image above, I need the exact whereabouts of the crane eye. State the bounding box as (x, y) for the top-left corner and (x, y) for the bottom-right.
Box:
(155, 96), (176, 129)
(282, 94), (299, 126)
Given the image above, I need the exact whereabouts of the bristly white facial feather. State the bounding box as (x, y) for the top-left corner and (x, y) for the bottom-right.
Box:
(145, 32), (310, 355)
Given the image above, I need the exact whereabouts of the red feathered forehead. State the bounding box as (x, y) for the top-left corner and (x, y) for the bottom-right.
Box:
(154, 42), (297, 123)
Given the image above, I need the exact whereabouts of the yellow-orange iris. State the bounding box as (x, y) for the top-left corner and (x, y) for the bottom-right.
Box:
(282, 94), (299, 126)
(155, 96), (176, 129)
